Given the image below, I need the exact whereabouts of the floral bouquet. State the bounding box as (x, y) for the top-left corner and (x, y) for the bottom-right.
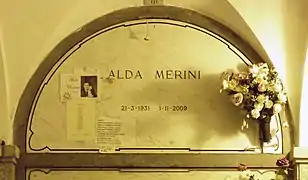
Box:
(220, 63), (287, 142)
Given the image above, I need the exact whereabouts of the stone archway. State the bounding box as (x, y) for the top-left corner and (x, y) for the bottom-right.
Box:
(12, 5), (294, 180)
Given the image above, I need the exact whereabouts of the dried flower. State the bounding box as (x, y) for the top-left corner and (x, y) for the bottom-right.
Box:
(238, 164), (247, 171)
(276, 157), (290, 167)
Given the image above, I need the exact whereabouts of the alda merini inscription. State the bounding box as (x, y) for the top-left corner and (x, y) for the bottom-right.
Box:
(106, 70), (201, 112)
(108, 70), (201, 79)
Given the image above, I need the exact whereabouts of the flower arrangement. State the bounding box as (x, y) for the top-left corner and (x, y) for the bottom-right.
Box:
(220, 63), (287, 142)
(236, 156), (291, 180)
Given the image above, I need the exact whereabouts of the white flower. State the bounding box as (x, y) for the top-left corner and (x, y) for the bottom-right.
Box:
(274, 83), (283, 92)
(273, 104), (282, 114)
(222, 80), (229, 90)
(251, 109), (260, 119)
(259, 65), (269, 74)
(232, 93), (244, 106)
(278, 93), (287, 103)
(265, 100), (274, 108)
(257, 95), (268, 103)
(254, 103), (264, 111)
(249, 65), (259, 76)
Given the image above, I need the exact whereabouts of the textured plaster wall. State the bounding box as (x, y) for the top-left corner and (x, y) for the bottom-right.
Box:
(0, 0), (307, 146)
(0, 36), (10, 142)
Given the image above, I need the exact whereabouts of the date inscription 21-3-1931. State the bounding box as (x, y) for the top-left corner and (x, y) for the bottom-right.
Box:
(121, 105), (150, 111)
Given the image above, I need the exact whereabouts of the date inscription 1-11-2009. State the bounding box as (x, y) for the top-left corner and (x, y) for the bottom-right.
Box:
(121, 105), (188, 112)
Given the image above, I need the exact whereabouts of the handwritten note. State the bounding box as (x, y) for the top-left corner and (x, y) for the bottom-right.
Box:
(60, 74), (80, 102)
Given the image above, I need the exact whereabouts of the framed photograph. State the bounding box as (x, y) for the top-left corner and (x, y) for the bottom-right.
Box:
(80, 75), (98, 98)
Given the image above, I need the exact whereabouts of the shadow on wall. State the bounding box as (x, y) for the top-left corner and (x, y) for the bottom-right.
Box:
(282, 0), (308, 146)
(131, 67), (257, 146)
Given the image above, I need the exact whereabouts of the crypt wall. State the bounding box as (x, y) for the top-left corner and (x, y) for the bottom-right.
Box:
(7, 5), (295, 180)
(2, 0), (307, 180)
(2, 0), (307, 146)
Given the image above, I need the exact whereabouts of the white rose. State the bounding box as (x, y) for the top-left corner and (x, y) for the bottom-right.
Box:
(254, 103), (264, 111)
(274, 83), (283, 92)
(265, 100), (274, 108)
(278, 93), (287, 103)
(232, 93), (244, 106)
(251, 109), (260, 119)
(273, 104), (282, 114)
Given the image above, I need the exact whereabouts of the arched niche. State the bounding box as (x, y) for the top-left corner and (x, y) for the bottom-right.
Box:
(13, 6), (292, 157)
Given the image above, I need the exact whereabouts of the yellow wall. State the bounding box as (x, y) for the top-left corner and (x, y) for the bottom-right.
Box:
(0, 0), (307, 146)
(230, 0), (308, 145)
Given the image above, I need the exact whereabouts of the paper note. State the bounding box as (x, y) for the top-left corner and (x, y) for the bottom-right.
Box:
(60, 74), (80, 102)
(96, 116), (136, 151)
(66, 99), (96, 141)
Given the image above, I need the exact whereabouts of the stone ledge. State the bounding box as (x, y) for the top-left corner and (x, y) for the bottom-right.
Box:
(19, 153), (283, 168)
(293, 147), (308, 158)
(292, 147), (308, 165)
(0, 145), (20, 164)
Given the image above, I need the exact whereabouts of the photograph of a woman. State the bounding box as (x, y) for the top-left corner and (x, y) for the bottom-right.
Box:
(80, 76), (98, 98)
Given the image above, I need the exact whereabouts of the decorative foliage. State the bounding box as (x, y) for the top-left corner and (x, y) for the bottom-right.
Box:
(220, 63), (287, 123)
(62, 92), (72, 101)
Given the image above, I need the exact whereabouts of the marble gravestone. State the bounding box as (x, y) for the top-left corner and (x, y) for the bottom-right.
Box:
(27, 20), (264, 153)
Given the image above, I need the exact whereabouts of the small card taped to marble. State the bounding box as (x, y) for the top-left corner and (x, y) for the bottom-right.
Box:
(96, 116), (136, 152)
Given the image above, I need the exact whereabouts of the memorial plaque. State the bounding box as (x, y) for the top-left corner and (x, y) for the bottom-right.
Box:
(28, 20), (262, 152)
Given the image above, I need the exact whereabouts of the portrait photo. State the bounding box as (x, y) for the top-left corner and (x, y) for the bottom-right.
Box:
(80, 76), (98, 98)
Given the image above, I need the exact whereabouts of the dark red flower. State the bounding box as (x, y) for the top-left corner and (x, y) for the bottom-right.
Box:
(276, 157), (290, 167)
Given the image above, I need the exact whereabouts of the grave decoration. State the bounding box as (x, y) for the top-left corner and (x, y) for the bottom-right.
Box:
(220, 63), (287, 142)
